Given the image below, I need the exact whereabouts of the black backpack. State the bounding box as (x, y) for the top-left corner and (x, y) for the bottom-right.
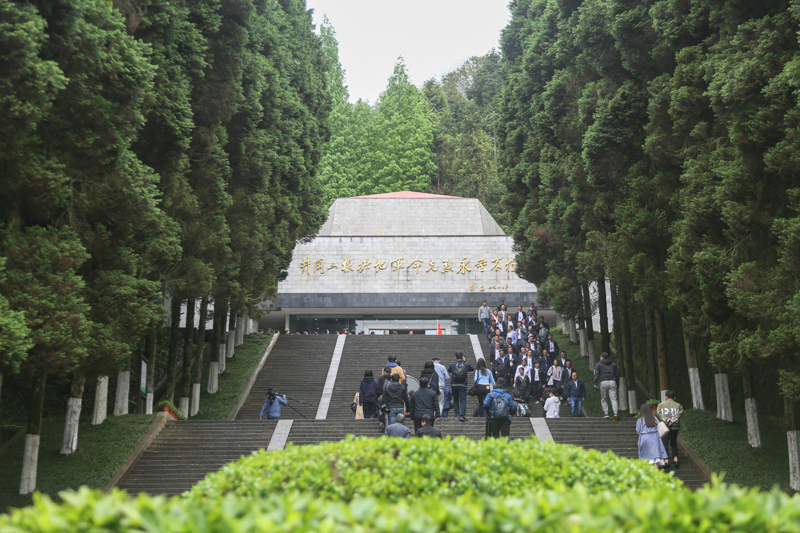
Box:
(491, 393), (510, 418)
(452, 360), (468, 382)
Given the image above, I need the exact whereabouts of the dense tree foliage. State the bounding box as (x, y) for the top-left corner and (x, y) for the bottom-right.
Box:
(498, 0), (800, 486)
(0, 0), (329, 493)
(315, 30), (506, 225)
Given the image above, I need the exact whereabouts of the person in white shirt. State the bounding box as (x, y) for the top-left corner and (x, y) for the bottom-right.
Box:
(544, 389), (560, 418)
(531, 360), (544, 403)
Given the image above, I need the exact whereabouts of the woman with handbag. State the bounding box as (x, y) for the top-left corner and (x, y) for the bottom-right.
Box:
(473, 358), (495, 417)
(636, 403), (668, 469)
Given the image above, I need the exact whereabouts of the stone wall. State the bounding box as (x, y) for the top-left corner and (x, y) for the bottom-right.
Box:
(277, 236), (537, 306)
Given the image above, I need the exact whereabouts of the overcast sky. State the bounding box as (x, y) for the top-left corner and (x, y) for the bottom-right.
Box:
(304, 0), (512, 103)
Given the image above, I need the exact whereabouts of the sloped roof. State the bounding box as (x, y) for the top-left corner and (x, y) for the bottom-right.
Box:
(317, 193), (506, 236)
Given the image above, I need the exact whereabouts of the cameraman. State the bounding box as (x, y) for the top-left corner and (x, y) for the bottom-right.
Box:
(259, 390), (288, 420)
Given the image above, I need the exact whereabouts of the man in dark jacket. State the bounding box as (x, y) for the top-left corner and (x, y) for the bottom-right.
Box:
(493, 348), (511, 385)
(544, 334), (559, 356)
(409, 377), (440, 433)
(448, 351), (474, 422)
(383, 373), (409, 425)
(593, 352), (620, 420)
(415, 414), (442, 438)
(359, 369), (379, 418)
(564, 371), (586, 418)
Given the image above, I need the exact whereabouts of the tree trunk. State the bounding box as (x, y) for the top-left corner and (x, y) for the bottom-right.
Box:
(653, 308), (670, 400)
(165, 297), (182, 403)
(61, 370), (84, 455)
(0, 371), (3, 408)
(621, 288), (636, 415)
(609, 285), (627, 413)
(113, 356), (131, 416)
(192, 295), (208, 416)
(569, 318), (578, 344)
(582, 281), (596, 367)
(227, 307), (236, 358)
(578, 316), (588, 357)
(787, 396), (800, 491)
(20, 371), (46, 495)
(235, 309), (244, 347)
(180, 298), (195, 415)
(597, 275), (611, 354)
(92, 375), (109, 425)
(681, 313), (705, 410)
(715, 367), (733, 422)
(742, 367), (761, 448)
(145, 327), (156, 414)
(207, 300), (224, 394)
(644, 308), (658, 399)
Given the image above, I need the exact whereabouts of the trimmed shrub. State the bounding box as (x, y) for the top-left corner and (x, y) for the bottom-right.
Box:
(3, 482), (800, 532)
(155, 400), (186, 420)
(188, 436), (679, 502)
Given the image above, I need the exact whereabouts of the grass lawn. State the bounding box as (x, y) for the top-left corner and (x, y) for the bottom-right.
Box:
(0, 332), (274, 512)
(192, 332), (273, 420)
(0, 413), (155, 512)
(680, 409), (790, 492)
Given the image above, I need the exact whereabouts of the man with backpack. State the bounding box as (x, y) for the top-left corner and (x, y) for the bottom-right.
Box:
(483, 377), (515, 438)
(383, 373), (409, 425)
(448, 351), (474, 422)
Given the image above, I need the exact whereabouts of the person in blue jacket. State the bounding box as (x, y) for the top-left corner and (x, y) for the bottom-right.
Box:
(483, 378), (515, 438)
(259, 392), (288, 420)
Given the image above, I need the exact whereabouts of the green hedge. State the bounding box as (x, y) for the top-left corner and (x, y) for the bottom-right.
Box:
(3, 482), (800, 532)
(188, 436), (678, 502)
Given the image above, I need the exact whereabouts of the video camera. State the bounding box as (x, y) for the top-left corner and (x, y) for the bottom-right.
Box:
(266, 388), (280, 401)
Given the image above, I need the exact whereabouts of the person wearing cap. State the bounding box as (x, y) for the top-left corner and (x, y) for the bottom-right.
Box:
(432, 356), (450, 414)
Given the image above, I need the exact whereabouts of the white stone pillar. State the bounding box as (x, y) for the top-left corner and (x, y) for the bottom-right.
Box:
(587, 337), (596, 367)
(19, 434), (40, 495)
(789, 430), (800, 491)
(60, 398), (82, 455)
(570, 319), (578, 343)
(745, 398), (761, 448)
(92, 376), (108, 425)
(688, 367), (705, 411)
(113, 370), (130, 416)
(207, 362), (219, 393)
(191, 383), (201, 416)
(618, 376), (628, 412)
(715, 373), (733, 422)
(145, 392), (153, 415)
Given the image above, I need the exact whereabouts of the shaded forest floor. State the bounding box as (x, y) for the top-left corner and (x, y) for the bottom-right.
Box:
(0, 332), (273, 512)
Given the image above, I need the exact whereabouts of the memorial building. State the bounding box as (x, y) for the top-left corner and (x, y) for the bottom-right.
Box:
(259, 191), (540, 334)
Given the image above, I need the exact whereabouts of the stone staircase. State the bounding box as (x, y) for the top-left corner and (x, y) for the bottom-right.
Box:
(235, 335), (337, 420)
(112, 334), (709, 496)
(546, 417), (707, 490)
(116, 420), (277, 497)
(327, 335), (474, 419)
